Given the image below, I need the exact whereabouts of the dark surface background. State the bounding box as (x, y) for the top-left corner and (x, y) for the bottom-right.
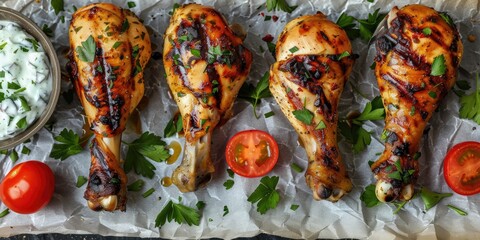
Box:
(0, 233), (292, 240)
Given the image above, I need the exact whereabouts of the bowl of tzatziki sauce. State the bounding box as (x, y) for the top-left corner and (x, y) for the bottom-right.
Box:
(0, 7), (60, 150)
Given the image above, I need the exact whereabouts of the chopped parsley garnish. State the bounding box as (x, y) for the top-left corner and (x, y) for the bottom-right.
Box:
(238, 71), (273, 118)
(293, 108), (314, 125)
(428, 91), (437, 99)
(9, 149), (18, 163)
(247, 176), (281, 214)
(337, 51), (351, 60)
(164, 115), (183, 138)
(0, 71), (5, 78)
(127, 179), (145, 192)
(21, 146), (31, 155)
(124, 132), (171, 178)
(264, 111), (275, 118)
(142, 188), (155, 198)
(266, 0), (297, 13)
(76, 35), (96, 63)
(223, 205), (229, 216)
(387, 160), (415, 184)
(423, 27), (432, 35)
(439, 12), (454, 26)
(290, 204), (299, 211)
(290, 162), (303, 173)
(76, 176), (87, 188)
(447, 204), (468, 216)
(51, 0), (64, 15)
(49, 128), (84, 160)
(112, 41), (122, 49)
(336, 13), (359, 39)
(289, 46), (299, 53)
(42, 25), (54, 37)
(191, 48), (201, 58)
(0, 42), (7, 51)
(223, 179), (234, 190)
(127, 1), (136, 8)
(121, 19), (130, 33)
(0, 209), (9, 218)
(431, 54), (446, 76)
(155, 200), (201, 228)
(19, 96), (31, 112)
(315, 120), (326, 130)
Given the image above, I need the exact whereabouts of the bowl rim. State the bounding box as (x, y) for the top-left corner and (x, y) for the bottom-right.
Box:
(0, 7), (61, 150)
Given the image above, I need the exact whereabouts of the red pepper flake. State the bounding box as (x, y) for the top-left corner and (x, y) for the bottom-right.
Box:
(272, 15), (279, 22)
(262, 34), (274, 42)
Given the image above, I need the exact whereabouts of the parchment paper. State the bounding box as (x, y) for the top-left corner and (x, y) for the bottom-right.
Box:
(0, 0), (479, 239)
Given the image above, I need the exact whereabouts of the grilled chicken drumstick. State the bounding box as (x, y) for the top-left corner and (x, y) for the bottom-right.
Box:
(68, 3), (151, 211)
(372, 5), (463, 202)
(270, 13), (354, 201)
(163, 4), (252, 192)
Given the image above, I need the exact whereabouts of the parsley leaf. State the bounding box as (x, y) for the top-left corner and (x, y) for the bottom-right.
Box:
(124, 132), (171, 178)
(76, 176), (87, 188)
(293, 108), (314, 125)
(155, 200), (201, 228)
(223, 205), (229, 216)
(196, 201), (206, 210)
(127, 179), (145, 192)
(239, 71), (273, 118)
(447, 204), (468, 216)
(338, 9), (386, 42)
(360, 184), (380, 207)
(51, 0), (64, 15)
(266, 0), (297, 13)
(164, 115), (183, 138)
(248, 176), (281, 214)
(50, 129), (84, 160)
(357, 9), (387, 42)
(76, 35), (96, 63)
(459, 73), (480, 124)
(420, 187), (452, 211)
(336, 13), (359, 39)
(127, 1), (136, 8)
(0, 209), (9, 218)
(439, 12), (454, 26)
(340, 96), (384, 153)
(431, 54), (446, 76)
(223, 179), (234, 190)
(337, 51), (351, 60)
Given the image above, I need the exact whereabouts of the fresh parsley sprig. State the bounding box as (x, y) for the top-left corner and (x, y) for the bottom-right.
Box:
(459, 72), (480, 124)
(124, 132), (171, 179)
(339, 96), (385, 153)
(336, 9), (386, 42)
(266, 0), (297, 13)
(155, 199), (201, 228)
(50, 128), (85, 160)
(239, 71), (273, 119)
(420, 187), (452, 211)
(248, 176), (281, 214)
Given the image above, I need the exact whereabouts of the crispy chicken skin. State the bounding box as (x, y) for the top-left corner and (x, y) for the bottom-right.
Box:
(163, 4), (252, 192)
(270, 13), (354, 201)
(372, 5), (463, 202)
(67, 3), (151, 211)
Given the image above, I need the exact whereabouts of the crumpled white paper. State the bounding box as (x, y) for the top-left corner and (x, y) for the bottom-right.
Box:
(0, 0), (479, 238)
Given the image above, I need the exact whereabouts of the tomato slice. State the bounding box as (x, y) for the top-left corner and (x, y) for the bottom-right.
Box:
(0, 161), (55, 214)
(225, 130), (279, 178)
(443, 141), (480, 195)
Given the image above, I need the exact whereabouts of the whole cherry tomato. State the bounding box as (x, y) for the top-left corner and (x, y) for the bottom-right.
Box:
(0, 161), (55, 214)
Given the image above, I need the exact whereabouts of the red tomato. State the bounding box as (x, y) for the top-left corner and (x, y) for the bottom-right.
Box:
(0, 161), (55, 214)
(225, 130), (279, 178)
(443, 141), (480, 195)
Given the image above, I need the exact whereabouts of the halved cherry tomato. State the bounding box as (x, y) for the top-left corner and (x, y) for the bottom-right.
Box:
(443, 141), (480, 195)
(0, 161), (55, 214)
(225, 130), (279, 178)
